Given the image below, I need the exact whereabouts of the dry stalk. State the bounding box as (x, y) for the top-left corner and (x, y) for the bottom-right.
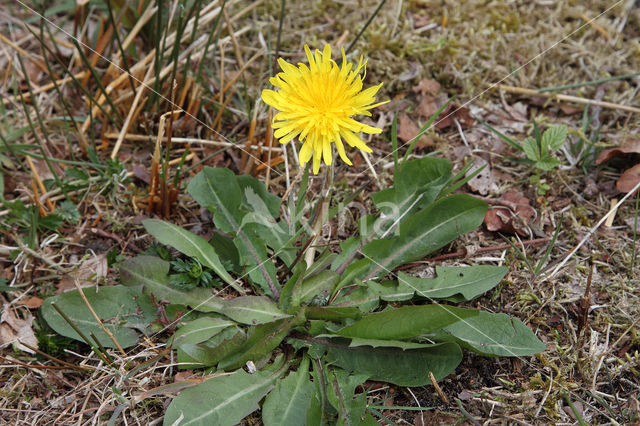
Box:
(103, 132), (282, 151)
(72, 279), (126, 355)
(497, 84), (640, 114)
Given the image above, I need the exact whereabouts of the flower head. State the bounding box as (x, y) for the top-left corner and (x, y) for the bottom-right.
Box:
(261, 44), (387, 174)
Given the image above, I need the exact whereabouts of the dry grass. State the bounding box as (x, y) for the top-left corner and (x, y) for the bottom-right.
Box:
(1, 0), (639, 424)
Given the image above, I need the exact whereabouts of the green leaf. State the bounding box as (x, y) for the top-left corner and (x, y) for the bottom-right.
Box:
(345, 337), (441, 350)
(330, 283), (382, 312)
(217, 313), (303, 370)
(120, 256), (224, 313)
(262, 357), (315, 426)
(232, 223), (280, 296)
(521, 137), (540, 162)
(188, 168), (280, 295)
(237, 174), (281, 219)
(335, 305), (478, 340)
(209, 231), (241, 274)
(397, 265), (508, 301)
(362, 194), (487, 280)
(240, 186), (295, 266)
(163, 356), (288, 426)
(326, 368), (369, 425)
(333, 266), (507, 310)
(41, 285), (154, 348)
(535, 157), (561, 171)
(188, 167), (244, 233)
(372, 157), (451, 219)
(428, 311), (546, 356)
(142, 219), (242, 293)
(177, 326), (246, 368)
(541, 125), (568, 151)
(304, 306), (363, 321)
(317, 338), (462, 386)
(222, 296), (291, 325)
(171, 317), (234, 347)
(290, 270), (339, 308)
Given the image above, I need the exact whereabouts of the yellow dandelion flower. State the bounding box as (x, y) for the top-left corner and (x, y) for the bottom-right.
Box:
(261, 44), (387, 174)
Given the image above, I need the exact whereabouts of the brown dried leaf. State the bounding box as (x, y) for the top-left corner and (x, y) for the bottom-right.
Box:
(16, 296), (43, 309)
(57, 253), (108, 294)
(412, 78), (441, 96)
(414, 412), (460, 426)
(132, 164), (151, 184)
(484, 191), (537, 236)
(175, 371), (198, 382)
(416, 93), (448, 121)
(556, 103), (583, 115)
(434, 103), (474, 130)
(594, 137), (640, 193)
(616, 163), (640, 193)
(0, 306), (38, 353)
(485, 209), (508, 232)
(466, 157), (498, 195)
(397, 112), (433, 148)
(595, 137), (640, 165)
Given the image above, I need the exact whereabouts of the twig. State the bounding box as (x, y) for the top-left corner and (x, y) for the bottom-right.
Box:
(90, 228), (141, 253)
(0, 355), (75, 371)
(395, 237), (550, 268)
(18, 341), (92, 371)
(497, 84), (640, 114)
(580, 13), (610, 40)
(73, 279), (126, 355)
(26, 156), (55, 212)
(103, 132), (282, 151)
(2, 71), (87, 106)
(430, 371), (449, 405)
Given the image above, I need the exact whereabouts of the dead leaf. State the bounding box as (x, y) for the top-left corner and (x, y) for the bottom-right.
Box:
(458, 390), (474, 401)
(174, 371), (198, 382)
(484, 191), (537, 236)
(397, 112), (432, 148)
(556, 103), (583, 115)
(595, 137), (640, 194)
(617, 163), (640, 193)
(434, 102), (474, 130)
(412, 78), (441, 96)
(398, 62), (421, 82)
(466, 157), (498, 195)
(416, 93), (448, 121)
(16, 296), (43, 309)
(0, 306), (38, 353)
(57, 253), (108, 293)
(30, 158), (55, 181)
(563, 401), (584, 421)
(595, 137), (640, 165)
(132, 164), (151, 184)
(501, 100), (528, 122)
(20, 60), (41, 89)
(414, 411), (460, 426)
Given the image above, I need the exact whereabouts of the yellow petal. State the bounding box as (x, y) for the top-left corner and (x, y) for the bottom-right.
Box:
(334, 133), (352, 165)
(299, 140), (313, 165)
(323, 139), (332, 166)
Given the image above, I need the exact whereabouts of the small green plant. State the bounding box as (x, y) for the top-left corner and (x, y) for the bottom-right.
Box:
(521, 123), (568, 172)
(481, 120), (568, 195)
(168, 258), (221, 290)
(41, 156), (545, 424)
